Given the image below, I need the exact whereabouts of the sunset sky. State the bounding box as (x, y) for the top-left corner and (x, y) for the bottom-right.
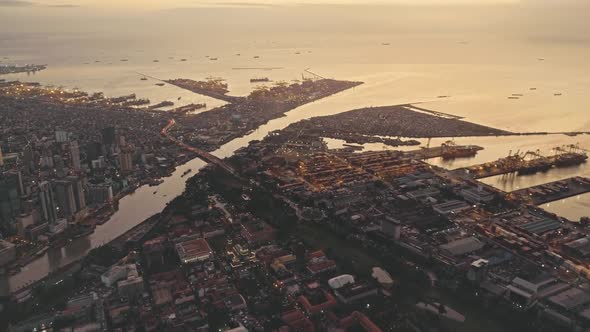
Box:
(0, 0), (524, 10)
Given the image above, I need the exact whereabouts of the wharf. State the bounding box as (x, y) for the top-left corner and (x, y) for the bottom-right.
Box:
(454, 152), (588, 179)
(511, 177), (590, 205)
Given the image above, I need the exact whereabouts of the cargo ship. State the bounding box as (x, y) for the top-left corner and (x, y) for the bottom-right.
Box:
(250, 77), (270, 83)
(555, 153), (588, 167)
(517, 160), (552, 175)
(441, 145), (480, 160)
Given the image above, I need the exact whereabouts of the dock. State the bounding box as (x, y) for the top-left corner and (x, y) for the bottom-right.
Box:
(454, 151), (588, 179)
(511, 177), (590, 205)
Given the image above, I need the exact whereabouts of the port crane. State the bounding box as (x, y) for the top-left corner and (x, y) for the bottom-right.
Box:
(551, 144), (588, 156)
(521, 149), (547, 161)
(566, 143), (590, 154)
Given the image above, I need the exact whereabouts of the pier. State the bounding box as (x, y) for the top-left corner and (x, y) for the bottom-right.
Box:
(454, 150), (588, 179)
(511, 177), (590, 205)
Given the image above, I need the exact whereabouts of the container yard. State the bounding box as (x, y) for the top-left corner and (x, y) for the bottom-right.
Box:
(511, 177), (590, 205)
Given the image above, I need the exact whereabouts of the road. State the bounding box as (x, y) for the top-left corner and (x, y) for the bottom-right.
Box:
(161, 119), (236, 175)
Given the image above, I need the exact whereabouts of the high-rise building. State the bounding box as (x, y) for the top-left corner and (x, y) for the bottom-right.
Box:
(119, 150), (134, 173)
(53, 180), (77, 219)
(22, 144), (35, 173)
(69, 140), (81, 172)
(15, 213), (34, 237)
(38, 181), (57, 223)
(0, 172), (22, 231)
(87, 184), (113, 205)
(0, 240), (16, 267)
(381, 216), (401, 241)
(4, 170), (24, 196)
(101, 127), (118, 147)
(66, 176), (86, 212)
(87, 141), (103, 163)
(55, 130), (70, 143)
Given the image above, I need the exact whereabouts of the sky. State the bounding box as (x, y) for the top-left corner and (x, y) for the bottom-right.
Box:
(1, 0), (523, 10)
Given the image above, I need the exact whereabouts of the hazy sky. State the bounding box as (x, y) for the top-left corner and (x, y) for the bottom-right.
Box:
(2, 0), (522, 10)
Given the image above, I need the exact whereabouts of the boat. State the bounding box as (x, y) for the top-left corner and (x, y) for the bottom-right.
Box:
(530, 87), (537, 90)
(295, 52), (301, 54)
(250, 77), (270, 83)
(253, 55), (260, 59)
(382, 42), (390, 46)
(508, 96), (520, 99)
(180, 59), (187, 62)
(181, 169), (192, 177)
(149, 101), (174, 109)
(554, 93), (562, 96)
(442, 146), (480, 160)
(437, 95), (450, 98)
(512, 93), (524, 96)
(155, 83), (165, 86)
(153, 59), (159, 62)
(342, 144), (364, 151)
(178, 96), (182, 100)
(140, 77), (148, 81)
(235, 53), (241, 56)
(210, 57), (218, 61)
(153, 191), (158, 195)
(518, 161), (552, 175)
(555, 153), (588, 167)
(120, 59), (128, 62)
